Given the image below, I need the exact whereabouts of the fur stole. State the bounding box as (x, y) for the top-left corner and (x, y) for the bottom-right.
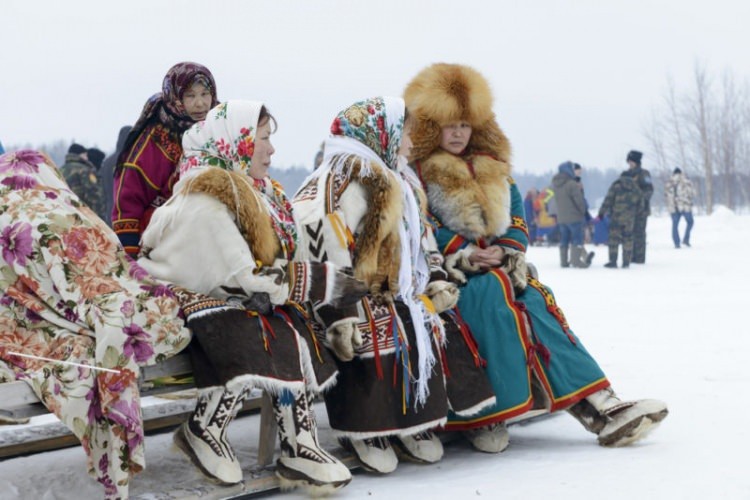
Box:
(419, 151), (511, 241)
(346, 158), (404, 295)
(181, 168), (280, 266)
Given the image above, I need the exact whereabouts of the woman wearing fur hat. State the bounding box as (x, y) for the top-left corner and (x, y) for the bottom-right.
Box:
(293, 96), (497, 473)
(113, 62), (219, 258)
(404, 63), (668, 452)
(138, 101), (365, 494)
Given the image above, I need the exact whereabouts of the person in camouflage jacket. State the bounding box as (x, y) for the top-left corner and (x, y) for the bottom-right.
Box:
(597, 170), (641, 268)
(59, 143), (106, 219)
(623, 150), (653, 263)
(665, 167), (696, 248)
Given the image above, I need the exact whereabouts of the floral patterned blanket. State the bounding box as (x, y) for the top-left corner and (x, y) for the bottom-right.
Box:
(0, 150), (191, 499)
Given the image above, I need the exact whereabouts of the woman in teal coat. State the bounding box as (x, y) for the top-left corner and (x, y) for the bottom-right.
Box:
(405, 63), (668, 453)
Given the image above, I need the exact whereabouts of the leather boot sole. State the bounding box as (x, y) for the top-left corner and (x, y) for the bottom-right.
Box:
(598, 408), (669, 447)
(275, 459), (352, 492)
(173, 424), (241, 486)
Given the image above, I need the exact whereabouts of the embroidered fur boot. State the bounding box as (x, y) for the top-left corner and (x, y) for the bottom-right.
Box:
(463, 422), (510, 453)
(342, 436), (399, 474)
(173, 386), (246, 485)
(568, 388), (668, 447)
(273, 390), (351, 494)
(392, 430), (444, 464)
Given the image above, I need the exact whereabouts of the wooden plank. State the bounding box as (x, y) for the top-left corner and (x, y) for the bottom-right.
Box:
(256, 392), (278, 468)
(0, 397), (265, 459)
(0, 381), (43, 410)
(141, 354), (193, 380)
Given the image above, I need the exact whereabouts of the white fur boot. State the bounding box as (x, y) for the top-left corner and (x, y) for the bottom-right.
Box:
(173, 386), (245, 485)
(273, 390), (351, 494)
(463, 422), (510, 453)
(343, 436), (399, 474)
(571, 388), (669, 447)
(392, 430), (444, 464)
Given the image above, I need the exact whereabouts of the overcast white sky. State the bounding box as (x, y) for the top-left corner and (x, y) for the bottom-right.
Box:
(3, 0), (749, 174)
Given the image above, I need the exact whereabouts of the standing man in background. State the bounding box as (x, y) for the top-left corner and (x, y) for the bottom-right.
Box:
(60, 143), (106, 219)
(665, 167), (696, 248)
(100, 125), (133, 226)
(552, 161), (594, 268)
(623, 150), (652, 264)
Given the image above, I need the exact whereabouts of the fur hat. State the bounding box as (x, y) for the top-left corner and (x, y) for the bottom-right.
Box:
(404, 63), (511, 163)
(626, 150), (643, 164)
(68, 143), (86, 155)
(87, 148), (106, 170)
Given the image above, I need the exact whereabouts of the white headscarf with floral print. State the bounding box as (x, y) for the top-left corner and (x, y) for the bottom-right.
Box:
(178, 100), (262, 180)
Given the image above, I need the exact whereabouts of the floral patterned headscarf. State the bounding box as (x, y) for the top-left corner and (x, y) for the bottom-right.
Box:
(118, 62), (218, 167)
(178, 100), (262, 178)
(329, 96), (405, 170)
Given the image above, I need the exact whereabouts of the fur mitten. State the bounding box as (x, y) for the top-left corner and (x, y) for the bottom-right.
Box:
(444, 246), (481, 284)
(499, 248), (527, 291)
(425, 280), (459, 313)
(242, 292), (272, 315)
(326, 318), (363, 361)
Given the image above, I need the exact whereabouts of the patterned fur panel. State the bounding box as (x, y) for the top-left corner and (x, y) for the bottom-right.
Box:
(346, 159), (404, 294)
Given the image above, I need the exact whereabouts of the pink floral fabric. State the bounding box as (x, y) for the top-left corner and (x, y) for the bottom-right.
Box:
(0, 151), (191, 499)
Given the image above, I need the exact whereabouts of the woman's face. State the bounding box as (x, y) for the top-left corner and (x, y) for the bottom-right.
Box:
(440, 121), (472, 155)
(398, 117), (413, 159)
(179, 82), (212, 121)
(248, 118), (275, 179)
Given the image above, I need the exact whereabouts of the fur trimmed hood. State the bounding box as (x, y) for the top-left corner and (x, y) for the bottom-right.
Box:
(404, 63), (512, 164)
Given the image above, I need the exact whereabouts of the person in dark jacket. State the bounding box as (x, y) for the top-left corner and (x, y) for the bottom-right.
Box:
(99, 126), (132, 226)
(552, 161), (593, 268)
(623, 150), (653, 263)
(597, 170), (642, 268)
(524, 187), (540, 246)
(59, 143), (106, 219)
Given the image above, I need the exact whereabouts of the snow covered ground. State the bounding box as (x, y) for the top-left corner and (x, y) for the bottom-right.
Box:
(1, 211), (748, 500)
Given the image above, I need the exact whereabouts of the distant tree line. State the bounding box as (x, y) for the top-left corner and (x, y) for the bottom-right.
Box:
(645, 61), (750, 214)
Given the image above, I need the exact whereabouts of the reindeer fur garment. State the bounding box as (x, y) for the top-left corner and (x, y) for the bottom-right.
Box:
(419, 151), (512, 241)
(182, 168), (280, 266)
(343, 158), (404, 294)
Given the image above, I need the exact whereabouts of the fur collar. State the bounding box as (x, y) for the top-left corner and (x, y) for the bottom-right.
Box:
(418, 151), (511, 240)
(182, 168), (280, 266)
(346, 159), (404, 294)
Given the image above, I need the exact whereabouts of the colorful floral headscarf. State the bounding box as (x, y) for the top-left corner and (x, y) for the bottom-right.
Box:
(118, 61), (218, 166)
(329, 96), (405, 170)
(178, 100), (261, 178)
